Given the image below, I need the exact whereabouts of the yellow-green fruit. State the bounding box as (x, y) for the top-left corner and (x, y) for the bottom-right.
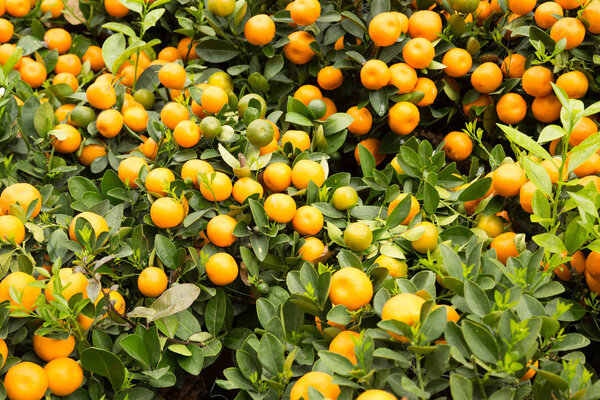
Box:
(344, 222), (373, 252)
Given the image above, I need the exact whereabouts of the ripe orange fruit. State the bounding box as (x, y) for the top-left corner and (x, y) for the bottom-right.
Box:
(500, 53), (526, 78)
(19, 60), (47, 88)
(69, 211), (108, 241)
(290, 372), (340, 400)
(519, 180), (537, 213)
(291, 159), (325, 189)
(570, 116), (598, 146)
(288, 0), (320, 26)
(355, 138), (385, 165)
(369, 12), (402, 47)
(0, 215), (25, 244)
(382, 293), (426, 340)
(389, 63), (417, 94)
(205, 252), (238, 285)
(104, 0), (128, 16)
(263, 162), (292, 192)
(412, 77), (437, 107)
(201, 85), (228, 114)
(0, 272), (40, 312)
(443, 131), (473, 161)
(53, 72), (78, 92)
(177, 37), (198, 60)
(264, 193), (296, 223)
(82, 45), (105, 71)
(388, 101), (420, 135)
(330, 267), (373, 310)
(299, 237), (325, 263)
(281, 129), (310, 152)
(284, 31), (315, 65)
(492, 163), (527, 197)
(160, 101), (189, 130)
(496, 93), (527, 124)
(145, 167), (175, 196)
(158, 62), (186, 90)
(532, 94), (562, 123)
(294, 84), (323, 105)
(151, 197), (184, 228)
(158, 47), (180, 62)
(540, 158), (562, 183)
(476, 215), (505, 238)
(44, 357), (83, 396)
(356, 390), (397, 400)
(388, 193), (420, 224)
(6, 0), (30, 16)
(522, 66), (554, 97)
(244, 14), (275, 45)
(44, 28), (71, 54)
(86, 81), (116, 109)
(200, 171), (232, 201)
(550, 17), (585, 50)
(4, 362), (48, 400)
(95, 109), (123, 138)
(374, 254), (408, 277)
(173, 120), (201, 148)
(535, 2), (563, 29)
(0, 183), (42, 218)
(207, 214), (237, 247)
(508, 0), (535, 15)
(463, 94), (493, 116)
(232, 177), (263, 203)
(181, 159), (214, 188)
(51, 124), (81, 154)
(582, 1), (600, 33)
(0, 339), (7, 368)
(329, 331), (361, 364)
(55, 54), (82, 75)
(571, 250), (586, 274)
(138, 267), (168, 297)
(411, 221), (438, 253)
(442, 48), (472, 78)
(347, 106), (372, 136)
(45, 268), (88, 301)
(471, 62), (503, 94)
(0, 18), (13, 43)
(118, 156), (148, 188)
(317, 66), (343, 91)
(556, 70), (588, 99)
(408, 10), (443, 42)
(490, 232), (519, 264)
(402, 38), (435, 69)
(33, 333), (75, 361)
(0, 43), (20, 67)
(292, 205), (323, 236)
(138, 135), (159, 160)
(571, 152), (600, 177)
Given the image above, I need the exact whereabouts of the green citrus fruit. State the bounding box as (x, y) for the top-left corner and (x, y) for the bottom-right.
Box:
(246, 119), (274, 147)
(134, 89), (156, 110)
(452, 0), (479, 13)
(208, 71), (233, 91)
(343, 222), (373, 252)
(331, 186), (359, 210)
(238, 94), (267, 119)
(206, 0), (235, 17)
(200, 116), (222, 139)
(70, 106), (95, 128)
(308, 99), (327, 119)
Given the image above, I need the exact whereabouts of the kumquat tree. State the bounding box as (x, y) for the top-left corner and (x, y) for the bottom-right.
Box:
(1, 0), (600, 398)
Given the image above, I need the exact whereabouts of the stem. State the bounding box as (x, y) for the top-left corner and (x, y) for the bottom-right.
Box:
(472, 357), (488, 399)
(415, 355), (425, 399)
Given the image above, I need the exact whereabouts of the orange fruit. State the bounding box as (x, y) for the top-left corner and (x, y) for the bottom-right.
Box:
(317, 66), (343, 91)
(6, 0), (30, 16)
(522, 66), (554, 97)
(201, 85), (228, 114)
(281, 129), (310, 152)
(344, 222), (373, 251)
(205, 252), (238, 285)
(290, 372), (340, 400)
(550, 17), (585, 50)
(492, 163), (526, 197)
(264, 193), (296, 223)
(177, 37), (198, 60)
(0, 18), (13, 43)
(321, 97), (337, 120)
(519, 180), (537, 213)
(51, 124), (81, 153)
(382, 293), (425, 340)
(283, 31), (315, 65)
(158, 47), (180, 62)
(571, 250), (586, 274)
(388, 101), (420, 135)
(145, 167), (175, 196)
(369, 12), (402, 47)
(442, 48), (472, 78)
(45, 268), (88, 301)
(86, 81), (116, 109)
(138, 136), (159, 160)
(388, 63), (418, 94)
(69, 211), (108, 241)
(53, 72), (78, 92)
(0, 43), (20, 67)
(570, 116), (597, 146)
(288, 0), (321, 26)
(355, 138), (385, 165)
(501, 53), (526, 78)
(402, 37), (435, 69)
(158, 62), (186, 90)
(462, 94), (493, 116)
(532, 94), (562, 123)
(496, 93), (527, 124)
(556, 70), (588, 99)
(151, 197), (185, 228)
(471, 62), (503, 93)
(443, 131), (473, 161)
(294, 84), (323, 105)
(118, 156), (148, 188)
(44, 28), (71, 54)
(411, 221), (438, 253)
(232, 177), (263, 203)
(96, 109), (123, 138)
(299, 237), (325, 263)
(0, 183), (42, 218)
(408, 10), (443, 42)
(540, 158), (562, 183)
(200, 171), (232, 201)
(534, 2), (563, 29)
(0, 215), (25, 244)
(0, 272), (40, 312)
(571, 152), (600, 177)
(412, 77), (437, 107)
(33, 333), (75, 361)
(476, 215), (505, 238)
(4, 362), (48, 400)
(181, 159), (214, 188)
(387, 193), (420, 224)
(329, 331), (361, 364)
(138, 267), (168, 297)
(244, 14), (275, 45)
(0, 339), (7, 368)
(330, 267), (373, 310)
(160, 101), (189, 130)
(173, 120), (201, 148)
(356, 390), (397, 400)
(347, 106), (372, 136)
(291, 159), (325, 189)
(206, 214), (237, 247)
(19, 60), (47, 88)
(582, 1), (600, 33)
(373, 254), (408, 278)
(292, 205), (323, 236)
(44, 357), (83, 396)
(104, 0), (128, 16)
(263, 162), (292, 192)
(82, 45), (105, 71)
(490, 232), (519, 264)
(55, 54), (81, 75)
(508, 0), (535, 15)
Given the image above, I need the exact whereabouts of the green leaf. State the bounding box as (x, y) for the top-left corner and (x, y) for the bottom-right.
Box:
(532, 233), (566, 254)
(148, 283), (200, 321)
(258, 334), (285, 377)
(120, 334), (151, 369)
(177, 345), (204, 375)
(154, 234), (177, 269)
(461, 320), (499, 365)
(101, 33), (126, 73)
(323, 113), (353, 135)
(568, 132), (600, 173)
(195, 39), (238, 63)
(33, 101), (54, 138)
(248, 198), (268, 227)
(318, 350), (354, 375)
(369, 88), (388, 116)
(458, 178), (492, 202)
(538, 124), (566, 144)
(205, 288), (227, 335)
(498, 124), (551, 160)
(520, 156), (552, 196)
(450, 374), (473, 400)
(358, 144), (376, 177)
(464, 281), (491, 317)
(102, 22), (136, 37)
(80, 347), (126, 391)
(550, 333), (590, 351)
(423, 182), (439, 215)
